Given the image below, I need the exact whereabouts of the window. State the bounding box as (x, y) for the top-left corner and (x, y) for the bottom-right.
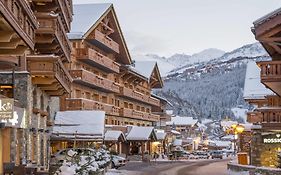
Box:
(40, 94), (44, 110)
(0, 85), (13, 98)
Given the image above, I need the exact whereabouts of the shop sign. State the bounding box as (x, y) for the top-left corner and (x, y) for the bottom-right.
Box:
(0, 98), (13, 119)
(262, 134), (281, 144)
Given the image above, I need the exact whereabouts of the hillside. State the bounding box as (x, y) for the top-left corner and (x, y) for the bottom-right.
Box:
(153, 43), (270, 120)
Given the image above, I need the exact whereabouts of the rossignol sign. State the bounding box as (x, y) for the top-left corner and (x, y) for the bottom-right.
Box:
(263, 134), (281, 144)
(0, 98), (13, 119)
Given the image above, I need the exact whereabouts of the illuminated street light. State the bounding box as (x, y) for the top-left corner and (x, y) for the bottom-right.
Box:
(231, 124), (245, 155)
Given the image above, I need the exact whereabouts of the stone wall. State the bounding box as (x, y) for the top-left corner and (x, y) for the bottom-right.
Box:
(228, 163), (281, 175)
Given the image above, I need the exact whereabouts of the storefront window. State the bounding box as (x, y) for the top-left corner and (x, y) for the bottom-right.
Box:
(0, 85), (13, 98)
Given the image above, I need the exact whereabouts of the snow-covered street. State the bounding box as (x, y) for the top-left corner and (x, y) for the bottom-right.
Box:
(108, 159), (230, 175)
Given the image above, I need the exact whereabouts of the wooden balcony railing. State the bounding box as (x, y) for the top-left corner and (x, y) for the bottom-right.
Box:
(65, 98), (119, 116)
(247, 111), (262, 123)
(35, 13), (71, 61)
(70, 69), (120, 93)
(0, 0), (38, 49)
(120, 108), (160, 122)
(57, 0), (72, 32)
(93, 30), (119, 53)
(258, 61), (281, 95)
(32, 0), (72, 32)
(257, 107), (281, 129)
(75, 48), (120, 73)
(120, 87), (160, 106)
(27, 55), (72, 95)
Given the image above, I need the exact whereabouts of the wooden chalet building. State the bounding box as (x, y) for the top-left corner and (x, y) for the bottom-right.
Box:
(0, 0), (73, 173)
(60, 3), (164, 127)
(244, 7), (281, 167)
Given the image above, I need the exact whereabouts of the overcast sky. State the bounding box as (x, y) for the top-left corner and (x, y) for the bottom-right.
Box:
(73, 0), (281, 56)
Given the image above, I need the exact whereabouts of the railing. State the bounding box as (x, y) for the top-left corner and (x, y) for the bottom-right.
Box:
(120, 87), (160, 106)
(57, 0), (72, 32)
(0, 0), (38, 48)
(36, 13), (71, 61)
(27, 55), (71, 93)
(247, 111), (262, 123)
(70, 69), (120, 93)
(259, 61), (281, 81)
(120, 108), (160, 122)
(94, 30), (119, 53)
(76, 48), (120, 73)
(65, 98), (119, 116)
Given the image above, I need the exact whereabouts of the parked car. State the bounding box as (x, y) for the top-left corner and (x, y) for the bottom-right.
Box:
(211, 150), (223, 159)
(111, 155), (127, 168)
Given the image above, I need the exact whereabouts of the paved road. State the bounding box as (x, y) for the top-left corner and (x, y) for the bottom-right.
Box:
(118, 159), (229, 175)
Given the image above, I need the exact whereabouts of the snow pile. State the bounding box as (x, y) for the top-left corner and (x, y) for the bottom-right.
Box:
(227, 169), (249, 175)
(231, 107), (248, 122)
(55, 148), (111, 175)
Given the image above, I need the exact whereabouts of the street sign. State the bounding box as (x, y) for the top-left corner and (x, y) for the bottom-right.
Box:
(0, 98), (14, 119)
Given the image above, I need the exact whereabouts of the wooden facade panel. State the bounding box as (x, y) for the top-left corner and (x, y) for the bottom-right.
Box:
(27, 56), (72, 94)
(0, 0), (37, 49)
(92, 30), (119, 53)
(35, 13), (71, 61)
(75, 48), (120, 73)
(119, 87), (160, 106)
(247, 112), (262, 123)
(70, 69), (120, 93)
(258, 61), (281, 96)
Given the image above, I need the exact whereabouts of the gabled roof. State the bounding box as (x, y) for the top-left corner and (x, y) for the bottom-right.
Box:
(68, 3), (132, 64)
(53, 111), (105, 139)
(253, 7), (281, 27)
(133, 61), (164, 88)
(104, 130), (126, 142)
(126, 126), (156, 141)
(243, 61), (274, 100)
(69, 3), (111, 38)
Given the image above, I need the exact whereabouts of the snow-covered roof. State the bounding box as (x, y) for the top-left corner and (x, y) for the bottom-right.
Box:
(220, 120), (238, 131)
(104, 130), (125, 141)
(68, 3), (111, 39)
(166, 116), (198, 126)
(244, 61), (274, 100)
(166, 110), (174, 115)
(155, 130), (166, 140)
(126, 126), (156, 141)
(173, 139), (182, 146)
(151, 94), (173, 106)
(253, 7), (281, 27)
(213, 140), (231, 148)
(134, 61), (156, 79)
(170, 130), (181, 135)
(53, 111), (105, 138)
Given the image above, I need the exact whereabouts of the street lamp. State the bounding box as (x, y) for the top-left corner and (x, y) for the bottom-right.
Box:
(231, 124), (245, 155)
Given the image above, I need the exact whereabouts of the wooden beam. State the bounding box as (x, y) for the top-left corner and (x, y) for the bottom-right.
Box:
(0, 45), (27, 56)
(0, 31), (15, 42)
(32, 77), (56, 84)
(268, 43), (281, 54)
(39, 83), (60, 91)
(0, 38), (22, 49)
(35, 35), (55, 43)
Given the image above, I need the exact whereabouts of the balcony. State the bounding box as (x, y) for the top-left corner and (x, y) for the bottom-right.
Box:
(32, 0), (72, 32)
(70, 69), (119, 93)
(120, 108), (160, 122)
(0, 0), (38, 49)
(90, 30), (119, 53)
(119, 87), (160, 106)
(27, 55), (72, 95)
(257, 107), (281, 130)
(75, 48), (120, 73)
(247, 111), (262, 123)
(35, 12), (71, 62)
(259, 61), (281, 96)
(65, 98), (119, 116)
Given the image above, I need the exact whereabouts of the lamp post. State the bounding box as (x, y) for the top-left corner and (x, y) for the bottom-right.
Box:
(231, 124), (245, 156)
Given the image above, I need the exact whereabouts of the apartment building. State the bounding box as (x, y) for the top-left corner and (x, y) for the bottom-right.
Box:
(0, 0), (72, 173)
(245, 7), (281, 167)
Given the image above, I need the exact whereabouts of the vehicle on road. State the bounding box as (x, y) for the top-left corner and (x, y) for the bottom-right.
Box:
(211, 150), (223, 159)
(111, 155), (127, 168)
